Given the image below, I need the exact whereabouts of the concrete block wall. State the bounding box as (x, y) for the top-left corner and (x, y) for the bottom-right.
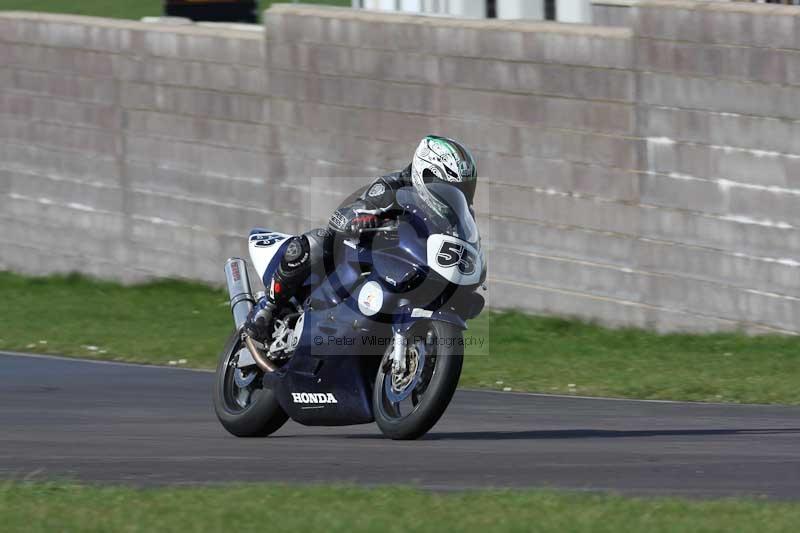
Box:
(630, 0), (800, 333)
(261, 5), (658, 331)
(1, 3), (798, 333)
(0, 13), (273, 283)
(591, 0), (636, 27)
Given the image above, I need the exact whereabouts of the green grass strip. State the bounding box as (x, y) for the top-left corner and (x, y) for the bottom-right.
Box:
(1, 271), (798, 404)
(0, 482), (798, 533)
(0, 0), (351, 20)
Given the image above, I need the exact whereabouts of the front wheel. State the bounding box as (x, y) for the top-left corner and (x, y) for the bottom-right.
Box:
(213, 331), (288, 437)
(373, 321), (464, 440)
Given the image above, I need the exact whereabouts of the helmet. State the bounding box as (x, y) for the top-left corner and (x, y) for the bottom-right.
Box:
(411, 136), (478, 207)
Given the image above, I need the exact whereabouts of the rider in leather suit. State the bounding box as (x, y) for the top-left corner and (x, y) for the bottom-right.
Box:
(245, 135), (478, 342)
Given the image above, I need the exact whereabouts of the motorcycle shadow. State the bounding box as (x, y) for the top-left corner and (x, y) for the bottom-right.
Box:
(334, 428), (800, 441)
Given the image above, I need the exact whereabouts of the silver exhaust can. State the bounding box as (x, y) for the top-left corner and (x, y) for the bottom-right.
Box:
(224, 257), (254, 331)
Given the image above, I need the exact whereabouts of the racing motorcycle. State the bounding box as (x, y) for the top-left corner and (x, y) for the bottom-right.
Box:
(213, 183), (486, 440)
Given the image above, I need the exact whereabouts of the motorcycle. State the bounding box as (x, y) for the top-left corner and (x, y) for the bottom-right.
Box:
(213, 183), (486, 440)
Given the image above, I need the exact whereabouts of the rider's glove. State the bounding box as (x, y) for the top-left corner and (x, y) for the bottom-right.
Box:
(348, 214), (380, 235)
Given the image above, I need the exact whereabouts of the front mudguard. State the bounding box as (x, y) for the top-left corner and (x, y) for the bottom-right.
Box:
(394, 290), (484, 334)
(455, 291), (485, 320)
(395, 309), (468, 335)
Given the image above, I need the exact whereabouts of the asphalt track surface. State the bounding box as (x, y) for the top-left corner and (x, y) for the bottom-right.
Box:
(1, 352), (799, 498)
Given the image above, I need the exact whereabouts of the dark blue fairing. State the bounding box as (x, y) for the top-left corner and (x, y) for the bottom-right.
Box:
(263, 301), (390, 426)
(253, 185), (484, 427)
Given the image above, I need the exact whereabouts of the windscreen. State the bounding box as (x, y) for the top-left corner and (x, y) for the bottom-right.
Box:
(396, 183), (480, 245)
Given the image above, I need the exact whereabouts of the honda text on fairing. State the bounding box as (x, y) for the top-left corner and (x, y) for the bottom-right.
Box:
(213, 136), (487, 440)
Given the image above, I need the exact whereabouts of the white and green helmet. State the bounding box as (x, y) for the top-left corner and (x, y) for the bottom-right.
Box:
(411, 135), (478, 205)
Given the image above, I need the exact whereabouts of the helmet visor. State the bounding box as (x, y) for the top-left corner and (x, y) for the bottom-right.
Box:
(421, 169), (477, 204)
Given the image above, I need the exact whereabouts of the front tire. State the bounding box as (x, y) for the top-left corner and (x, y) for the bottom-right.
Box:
(213, 331), (288, 437)
(373, 321), (463, 440)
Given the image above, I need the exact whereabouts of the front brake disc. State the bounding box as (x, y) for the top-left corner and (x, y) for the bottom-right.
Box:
(384, 346), (426, 403)
(234, 368), (257, 388)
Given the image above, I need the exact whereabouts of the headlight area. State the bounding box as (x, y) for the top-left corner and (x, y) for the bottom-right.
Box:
(382, 266), (427, 293)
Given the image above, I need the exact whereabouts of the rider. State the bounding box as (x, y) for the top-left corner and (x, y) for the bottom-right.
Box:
(245, 135), (478, 342)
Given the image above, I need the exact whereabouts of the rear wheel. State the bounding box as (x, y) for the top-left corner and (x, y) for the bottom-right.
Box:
(213, 331), (288, 437)
(373, 321), (463, 440)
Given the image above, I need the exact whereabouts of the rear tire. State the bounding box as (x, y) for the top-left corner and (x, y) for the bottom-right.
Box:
(213, 331), (288, 437)
(373, 321), (463, 440)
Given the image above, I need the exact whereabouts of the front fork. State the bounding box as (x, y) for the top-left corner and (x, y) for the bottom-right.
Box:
(391, 330), (408, 374)
(389, 306), (469, 375)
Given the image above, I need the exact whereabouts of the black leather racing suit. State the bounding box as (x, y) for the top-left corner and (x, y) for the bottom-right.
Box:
(328, 164), (412, 236)
(266, 164), (413, 306)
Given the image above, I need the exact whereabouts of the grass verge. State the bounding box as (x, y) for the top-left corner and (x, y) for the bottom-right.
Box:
(0, 482), (798, 533)
(0, 0), (351, 20)
(1, 271), (798, 404)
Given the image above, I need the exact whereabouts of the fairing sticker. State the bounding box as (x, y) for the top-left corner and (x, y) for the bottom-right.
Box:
(426, 234), (483, 286)
(357, 280), (383, 317)
(249, 231), (291, 279)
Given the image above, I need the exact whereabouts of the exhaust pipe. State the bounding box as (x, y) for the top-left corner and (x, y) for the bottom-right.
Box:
(224, 258), (254, 331)
(245, 336), (277, 373)
(224, 258), (277, 374)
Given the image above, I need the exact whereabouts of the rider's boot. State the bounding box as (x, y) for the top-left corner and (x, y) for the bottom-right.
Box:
(244, 297), (277, 343)
(244, 236), (311, 343)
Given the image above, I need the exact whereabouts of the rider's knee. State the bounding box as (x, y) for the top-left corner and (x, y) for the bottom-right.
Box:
(275, 236), (311, 291)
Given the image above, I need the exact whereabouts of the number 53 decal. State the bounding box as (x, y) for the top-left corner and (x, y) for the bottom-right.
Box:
(437, 241), (476, 275)
(427, 234), (483, 285)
